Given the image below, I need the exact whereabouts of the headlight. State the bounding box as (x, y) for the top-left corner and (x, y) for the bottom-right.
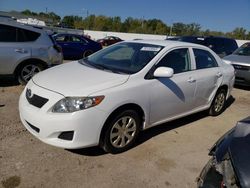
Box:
(52, 96), (104, 113)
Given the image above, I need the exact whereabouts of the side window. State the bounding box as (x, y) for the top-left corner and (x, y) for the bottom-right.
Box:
(17, 28), (40, 42)
(55, 35), (65, 42)
(193, 49), (218, 69)
(157, 48), (191, 74)
(224, 39), (238, 54)
(0, 24), (17, 42)
(71, 36), (81, 42)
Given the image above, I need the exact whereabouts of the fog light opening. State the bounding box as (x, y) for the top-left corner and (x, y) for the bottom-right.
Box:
(58, 131), (74, 141)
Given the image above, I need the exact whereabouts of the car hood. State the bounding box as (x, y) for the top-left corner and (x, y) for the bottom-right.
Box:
(223, 54), (250, 65)
(209, 116), (250, 188)
(32, 61), (129, 96)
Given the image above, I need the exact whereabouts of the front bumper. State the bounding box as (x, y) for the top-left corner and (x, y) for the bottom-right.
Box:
(19, 81), (107, 149)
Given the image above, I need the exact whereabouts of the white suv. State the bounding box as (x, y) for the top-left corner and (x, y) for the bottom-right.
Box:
(0, 20), (63, 84)
(19, 40), (235, 153)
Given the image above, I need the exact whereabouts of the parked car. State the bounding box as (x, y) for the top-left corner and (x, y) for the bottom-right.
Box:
(97, 36), (123, 46)
(166, 36), (238, 58)
(197, 116), (250, 188)
(53, 33), (102, 60)
(19, 40), (235, 153)
(223, 42), (250, 86)
(0, 21), (63, 84)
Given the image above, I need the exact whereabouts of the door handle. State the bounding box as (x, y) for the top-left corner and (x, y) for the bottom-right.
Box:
(216, 72), (222, 78)
(15, 48), (28, 53)
(187, 77), (196, 83)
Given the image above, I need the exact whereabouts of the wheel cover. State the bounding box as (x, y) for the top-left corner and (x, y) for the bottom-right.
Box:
(214, 93), (225, 112)
(21, 64), (41, 82)
(110, 116), (137, 148)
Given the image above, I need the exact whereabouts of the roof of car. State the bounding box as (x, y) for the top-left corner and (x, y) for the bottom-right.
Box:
(125, 39), (206, 48)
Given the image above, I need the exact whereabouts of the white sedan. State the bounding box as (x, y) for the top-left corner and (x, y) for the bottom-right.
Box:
(19, 40), (235, 153)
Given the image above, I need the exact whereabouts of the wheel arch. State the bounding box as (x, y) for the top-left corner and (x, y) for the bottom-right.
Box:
(99, 103), (145, 144)
(14, 58), (48, 77)
(83, 49), (93, 57)
(218, 84), (228, 96)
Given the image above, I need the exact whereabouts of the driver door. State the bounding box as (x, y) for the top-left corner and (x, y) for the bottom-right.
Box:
(149, 48), (197, 125)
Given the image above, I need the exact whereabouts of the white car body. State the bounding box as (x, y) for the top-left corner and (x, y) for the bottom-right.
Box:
(19, 40), (235, 150)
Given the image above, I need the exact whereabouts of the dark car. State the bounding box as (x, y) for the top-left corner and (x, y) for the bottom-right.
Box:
(167, 36), (238, 58)
(53, 33), (102, 60)
(97, 36), (123, 47)
(197, 116), (250, 188)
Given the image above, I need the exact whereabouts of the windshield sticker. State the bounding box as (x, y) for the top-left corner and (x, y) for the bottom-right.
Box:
(140, 47), (161, 52)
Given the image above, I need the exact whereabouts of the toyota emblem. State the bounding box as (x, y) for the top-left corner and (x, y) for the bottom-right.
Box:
(26, 89), (33, 98)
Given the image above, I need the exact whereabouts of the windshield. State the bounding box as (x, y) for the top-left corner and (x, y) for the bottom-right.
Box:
(233, 43), (250, 56)
(80, 42), (163, 74)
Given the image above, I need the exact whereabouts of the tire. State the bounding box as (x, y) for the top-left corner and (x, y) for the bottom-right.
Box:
(101, 110), (141, 154)
(83, 50), (93, 58)
(17, 63), (44, 85)
(209, 89), (227, 116)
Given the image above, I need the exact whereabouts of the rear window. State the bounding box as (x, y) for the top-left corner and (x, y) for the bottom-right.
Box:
(223, 39), (238, 54)
(0, 24), (40, 42)
(204, 37), (238, 56)
(17, 28), (40, 42)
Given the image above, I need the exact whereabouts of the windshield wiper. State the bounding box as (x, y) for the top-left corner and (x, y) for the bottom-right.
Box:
(79, 59), (127, 74)
(90, 63), (124, 74)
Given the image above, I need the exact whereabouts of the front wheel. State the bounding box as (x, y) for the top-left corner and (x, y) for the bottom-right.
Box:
(209, 89), (226, 116)
(101, 110), (141, 154)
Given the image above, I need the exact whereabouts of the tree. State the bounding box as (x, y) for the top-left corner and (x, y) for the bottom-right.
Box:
(112, 16), (122, 32)
(185, 23), (201, 36)
(21, 9), (37, 16)
(155, 21), (167, 34)
(62, 16), (82, 28)
(172, 22), (187, 36)
(231, 27), (247, 39)
(18, 9), (250, 38)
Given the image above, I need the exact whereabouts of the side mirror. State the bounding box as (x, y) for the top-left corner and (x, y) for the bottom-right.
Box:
(153, 67), (174, 78)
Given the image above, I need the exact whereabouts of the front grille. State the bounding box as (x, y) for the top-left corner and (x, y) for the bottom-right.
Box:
(232, 64), (250, 71)
(26, 89), (48, 108)
(26, 121), (40, 133)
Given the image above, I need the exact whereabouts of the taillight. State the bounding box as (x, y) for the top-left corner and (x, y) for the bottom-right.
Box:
(53, 45), (62, 53)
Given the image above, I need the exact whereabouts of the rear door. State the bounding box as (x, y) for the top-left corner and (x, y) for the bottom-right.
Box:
(0, 24), (32, 74)
(191, 48), (223, 107)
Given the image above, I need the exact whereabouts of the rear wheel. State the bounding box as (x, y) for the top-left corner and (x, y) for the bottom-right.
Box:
(17, 63), (44, 85)
(101, 110), (141, 154)
(209, 89), (226, 116)
(83, 50), (93, 58)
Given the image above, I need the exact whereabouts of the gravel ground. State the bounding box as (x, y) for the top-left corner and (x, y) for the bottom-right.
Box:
(0, 81), (249, 188)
